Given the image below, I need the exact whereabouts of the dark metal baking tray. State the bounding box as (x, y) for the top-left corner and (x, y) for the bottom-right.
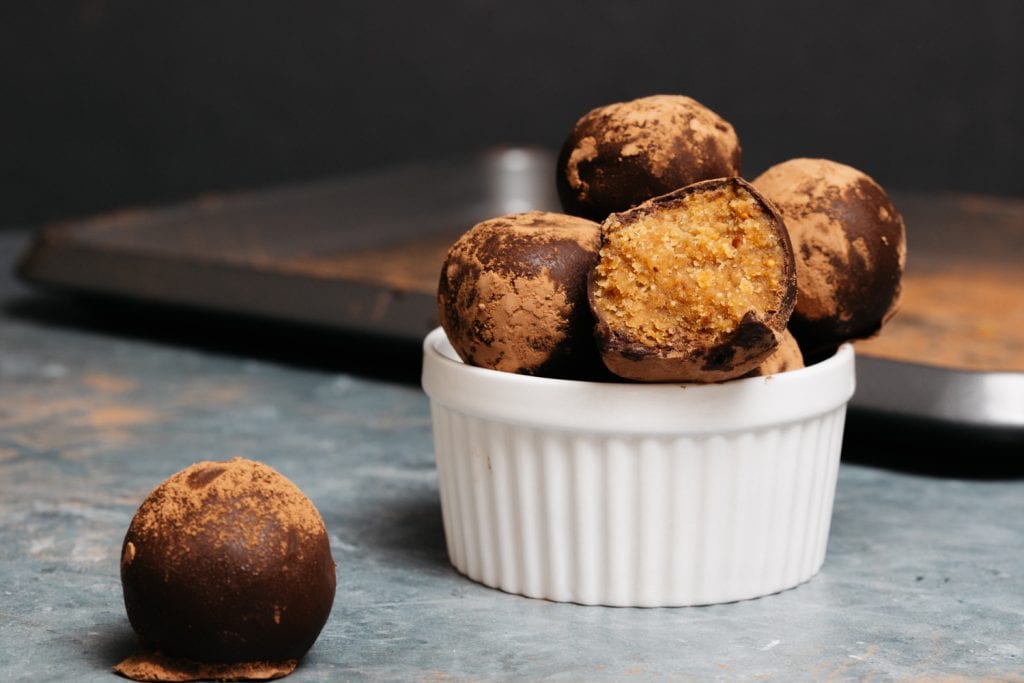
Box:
(16, 148), (1024, 434)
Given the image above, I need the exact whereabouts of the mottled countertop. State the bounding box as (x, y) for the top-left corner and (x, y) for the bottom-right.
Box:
(1, 230), (1022, 681)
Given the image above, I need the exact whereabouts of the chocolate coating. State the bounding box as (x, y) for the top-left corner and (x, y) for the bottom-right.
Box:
(121, 458), (336, 665)
(752, 158), (906, 357)
(557, 95), (742, 221)
(589, 177), (797, 383)
(437, 211), (605, 379)
(744, 329), (805, 377)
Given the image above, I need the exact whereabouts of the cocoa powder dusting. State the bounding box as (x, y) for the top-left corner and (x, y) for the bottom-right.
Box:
(850, 236), (873, 272)
(128, 457), (327, 565)
(439, 211), (601, 374)
(586, 95), (736, 177)
(755, 158), (866, 227)
(567, 136), (598, 192)
(436, 210), (602, 376)
(557, 94), (741, 219)
(83, 405), (158, 429)
(82, 372), (139, 395)
(468, 270), (569, 372)
(753, 158), (902, 325)
(794, 218), (848, 320)
(114, 651), (296, 681)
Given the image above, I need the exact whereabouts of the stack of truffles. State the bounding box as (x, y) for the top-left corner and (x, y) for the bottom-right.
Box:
(439, 94), (906, 382)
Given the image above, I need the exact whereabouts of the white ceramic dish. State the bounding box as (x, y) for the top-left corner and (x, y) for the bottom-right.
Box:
(421, 327), (856, 607)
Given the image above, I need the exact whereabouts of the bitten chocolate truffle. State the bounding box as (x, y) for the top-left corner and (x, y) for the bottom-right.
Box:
(437, 211), (604, 379)
(589, 177), (797, 382)
(557, 95), (742, 221)
(752, 158), (906, 358)
(118, 457), (335, 677)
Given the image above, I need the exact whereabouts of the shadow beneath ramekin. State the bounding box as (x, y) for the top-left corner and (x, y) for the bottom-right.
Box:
(842, 409), (1024, 479)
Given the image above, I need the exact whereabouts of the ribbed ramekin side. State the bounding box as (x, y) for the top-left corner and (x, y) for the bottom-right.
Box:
(429, 402), (848, 607)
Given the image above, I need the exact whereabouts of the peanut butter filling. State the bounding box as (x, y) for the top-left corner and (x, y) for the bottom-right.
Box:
(592, 184), (787, 348)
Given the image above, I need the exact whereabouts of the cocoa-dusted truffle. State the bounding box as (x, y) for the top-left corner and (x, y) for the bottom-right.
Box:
(745, 329), (804, 377)
(589, 177), (796, 382)
(117, 457), (335, 679)
(437, 211), (605, 379)
(557, 95), (742, 221)
(753, 158), (906, 358)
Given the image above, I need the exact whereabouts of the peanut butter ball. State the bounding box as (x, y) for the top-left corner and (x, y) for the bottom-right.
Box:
(752, 158), (906, 358)
(118, 458), (336, 678)
(589, 177), (796, 382)
(437, 211), (605, 379)
(557, 94), (742, 221)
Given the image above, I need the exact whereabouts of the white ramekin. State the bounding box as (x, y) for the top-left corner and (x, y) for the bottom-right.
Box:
(421, 327), (855, 607)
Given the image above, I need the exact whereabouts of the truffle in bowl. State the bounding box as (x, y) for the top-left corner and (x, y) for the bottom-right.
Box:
(421, 327), (854, 607)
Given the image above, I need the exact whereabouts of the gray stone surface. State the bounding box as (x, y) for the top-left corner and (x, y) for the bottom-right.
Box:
(1, 231), (1022, 681)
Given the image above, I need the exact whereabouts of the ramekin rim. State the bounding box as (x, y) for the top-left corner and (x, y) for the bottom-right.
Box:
(422, 327), (855, 434)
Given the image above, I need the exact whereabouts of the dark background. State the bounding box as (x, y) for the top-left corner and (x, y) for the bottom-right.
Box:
(2, 0), (1023, 227)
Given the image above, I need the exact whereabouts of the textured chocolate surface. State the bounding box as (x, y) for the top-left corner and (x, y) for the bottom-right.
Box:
(753, 158), (906, 357)
(589, 178), (796, 382)
(557, 95), (742, 221)
(120, 458), (336, 666)
(745, 329), (805, 377)
(437, 211), (605, 379)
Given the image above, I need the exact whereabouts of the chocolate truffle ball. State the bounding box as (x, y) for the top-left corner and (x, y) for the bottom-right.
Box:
(437, 211), (605, 379)
(557, 94), (742, 221)
(745, 329), (805, 377)
(589, 177), (797, 383)
(753, 158), (906, 358)
(120, 457), (336, 667)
